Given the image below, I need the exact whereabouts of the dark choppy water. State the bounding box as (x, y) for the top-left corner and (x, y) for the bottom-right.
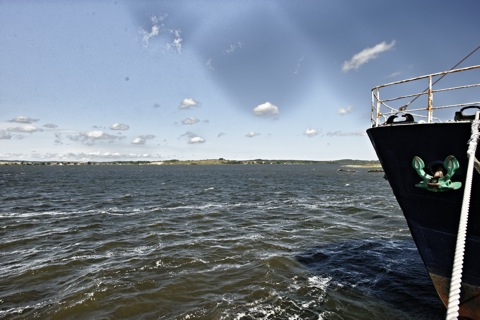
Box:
(0, 164), (445, 319)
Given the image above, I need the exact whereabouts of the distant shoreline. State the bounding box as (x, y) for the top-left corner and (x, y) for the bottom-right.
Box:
(0, 159), (381, 167)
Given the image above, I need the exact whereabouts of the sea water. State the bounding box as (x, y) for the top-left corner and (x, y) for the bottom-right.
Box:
(0, 164), (445, 319)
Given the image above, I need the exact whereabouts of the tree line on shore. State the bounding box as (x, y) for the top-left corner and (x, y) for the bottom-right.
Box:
(0, 158), (381, 167)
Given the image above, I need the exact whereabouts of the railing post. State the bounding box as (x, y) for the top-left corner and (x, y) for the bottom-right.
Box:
(373, 88), (381, 127)
(428, 75), (433, 123)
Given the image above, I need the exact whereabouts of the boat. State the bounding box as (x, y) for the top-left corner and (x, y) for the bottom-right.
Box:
(366, 63), (480, 319)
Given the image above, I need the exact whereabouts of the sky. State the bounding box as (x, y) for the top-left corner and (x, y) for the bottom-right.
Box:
(1, 0), (480, 162)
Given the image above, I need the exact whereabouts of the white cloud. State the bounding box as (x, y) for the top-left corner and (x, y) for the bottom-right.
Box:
(8, 125), (41, 133)
(131, 137), (144, 145)
(9, 116), (38, 123)
(67, 130), (124, 145)
(168, 29), (183, 54)
(342, 40), (396, 72)
(110, 123), (130, 130)
(326, 131), (366, 137)
(132, 134), (155, 145)
(246, 131), (260, 138)
(144, 25), (160, 45)
(179, 98), (198, 109)
(43, 123), (58, 129)
(388, 71), (402, 78)
(337, 105), (353, 116)
(140, 15), (182, 54)
(4, 151), (164, 161)
(180, 131), (205, 144)
(182, 117), (200, 125)
(86, 130), (108, 139)
(140, 15), (164, 47)
(253, 102), (279, 118)
(188, 136), (205, 144)
(304, 128), (318, 137)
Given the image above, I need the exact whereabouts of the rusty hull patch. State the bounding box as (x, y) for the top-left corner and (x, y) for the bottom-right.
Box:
(430, 272), (480, 319)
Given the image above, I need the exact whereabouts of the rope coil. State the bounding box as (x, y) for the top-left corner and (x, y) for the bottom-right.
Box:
(445, 113), (480, 320)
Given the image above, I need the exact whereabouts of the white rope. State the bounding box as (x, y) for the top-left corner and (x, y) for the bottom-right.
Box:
(445, 112), (480, 319)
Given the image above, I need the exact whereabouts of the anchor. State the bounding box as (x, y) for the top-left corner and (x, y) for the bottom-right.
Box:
(412, 155), (462, 192)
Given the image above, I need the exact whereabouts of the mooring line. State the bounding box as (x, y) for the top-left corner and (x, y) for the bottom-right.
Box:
(445, 111), (480, 319)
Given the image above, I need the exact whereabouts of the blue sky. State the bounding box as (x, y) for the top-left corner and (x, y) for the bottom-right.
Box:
(1, 0), (479, 161)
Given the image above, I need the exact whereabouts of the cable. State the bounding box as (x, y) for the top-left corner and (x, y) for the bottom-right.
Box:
(400, 46), (480, 111)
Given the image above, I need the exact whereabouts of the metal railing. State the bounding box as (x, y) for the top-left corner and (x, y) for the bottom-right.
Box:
(371, 65), (480, 127)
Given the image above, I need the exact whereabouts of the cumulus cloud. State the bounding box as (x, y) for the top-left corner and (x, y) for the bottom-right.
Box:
(337, 105), (353, 116)
(188, 136), (205, 144)
(67, 130), (125, 145)
(132, 134), (155, 145)
(253, 102), (279, 118)
(131, 138), (144, 145)
(110, 123), (130, 130)
(180, 131), (205, 144)
(304, 128), (319, 137)
(342, 40), (396, 72)
(9, 116), (38, 123)
(13, 151), (163, 161)
(246, 131), (260, 138)
(43, 123), (58, 128)
(179, 98), (198, 109)
(77, 152), (159, 160)
(85, 131), (113, 139)
(8, 125), (42, 133)
(182, 117), (200, 125)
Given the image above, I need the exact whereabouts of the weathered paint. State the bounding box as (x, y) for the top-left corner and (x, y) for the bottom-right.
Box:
(430, 272), (480, 319)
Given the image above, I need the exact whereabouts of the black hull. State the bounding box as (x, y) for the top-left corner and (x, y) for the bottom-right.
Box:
(367, 122), (480, 319)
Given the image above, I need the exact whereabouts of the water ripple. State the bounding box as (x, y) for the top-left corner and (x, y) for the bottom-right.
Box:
(0, 165), (444, 319)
